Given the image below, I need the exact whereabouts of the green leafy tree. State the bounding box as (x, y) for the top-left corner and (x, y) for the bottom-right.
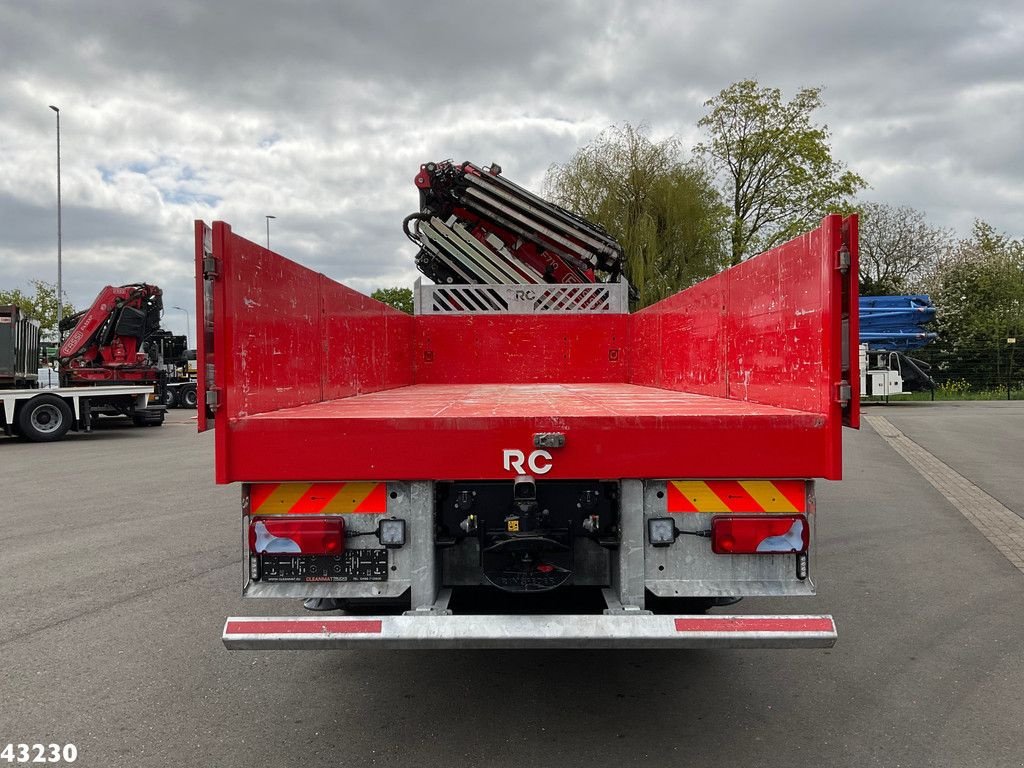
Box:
(923, 221), (1024, 390)
(697, 79), (867, 265)
(544, 123), (729, 307)
(371, 287), (413, 314)
(857, 202), (954, 295)
(0, 280), (74, 339)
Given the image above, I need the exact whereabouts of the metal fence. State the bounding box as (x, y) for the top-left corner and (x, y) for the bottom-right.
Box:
(903, 341), (1022, 398)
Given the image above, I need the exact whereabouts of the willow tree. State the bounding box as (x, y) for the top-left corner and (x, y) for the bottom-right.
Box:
(544, 123), (728, 307)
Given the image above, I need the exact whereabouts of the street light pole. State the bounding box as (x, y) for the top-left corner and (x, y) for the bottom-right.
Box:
(49, 105), (62, 335)
(265, 214), (276, 249)
(172, 305), (192, 347)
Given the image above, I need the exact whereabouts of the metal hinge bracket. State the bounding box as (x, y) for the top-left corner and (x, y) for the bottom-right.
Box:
(835, 380), (851, 406)
(203, 256), (220, 279)
(534, 432), (566, 449)
(836, 245), (851, 274)
(206, 388), (221, 412)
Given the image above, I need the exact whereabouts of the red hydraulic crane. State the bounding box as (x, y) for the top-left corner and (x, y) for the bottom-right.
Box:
(405, 161), (626, 287)
(58, 283), (164, 387)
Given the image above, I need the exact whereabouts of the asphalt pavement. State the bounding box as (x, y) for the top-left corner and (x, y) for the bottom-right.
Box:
(1, 404), (1022, 767)
(879, 400), (1024, 519)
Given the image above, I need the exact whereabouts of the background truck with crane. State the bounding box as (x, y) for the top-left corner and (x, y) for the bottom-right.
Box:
(859, 294), (937, 398)
(0, 284), (168, 442)
(205, 160), (859, 651)
(147, 330), (198, 409)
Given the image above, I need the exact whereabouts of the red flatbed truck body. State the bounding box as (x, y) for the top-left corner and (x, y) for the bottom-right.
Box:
(200, 214), (859, 650)
(196, 215), (857, 482)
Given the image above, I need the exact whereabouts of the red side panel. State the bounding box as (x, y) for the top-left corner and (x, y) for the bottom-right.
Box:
(320, 275), (414, 399)
(631, 214), (859, 479)
(724, 221), (834, 414)
(632, 277), (727, 396)
(197, 221), (414, 482)
(218, 225), (324, 421)
(414, 315), (629, 384)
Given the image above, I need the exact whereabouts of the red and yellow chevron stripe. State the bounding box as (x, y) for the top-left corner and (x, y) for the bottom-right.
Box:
(666, 480), (806, 513)
(248, 482), (387, 515)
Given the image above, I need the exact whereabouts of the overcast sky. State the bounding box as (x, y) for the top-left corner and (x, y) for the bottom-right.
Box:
(2, 0), (1022, 340)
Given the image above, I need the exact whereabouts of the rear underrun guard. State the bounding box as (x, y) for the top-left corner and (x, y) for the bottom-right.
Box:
(223, 614), (837, 650)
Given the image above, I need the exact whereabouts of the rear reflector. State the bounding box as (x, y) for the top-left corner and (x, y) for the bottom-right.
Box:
(711, 515), (808, 554)
(248, 517), (345, 555)
(225, 619), (382, 635)
(673, 616), (833, 633)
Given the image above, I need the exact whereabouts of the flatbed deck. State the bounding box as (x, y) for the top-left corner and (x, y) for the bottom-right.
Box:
(253, 383), (815, 420)
(225, 383), (830, 482)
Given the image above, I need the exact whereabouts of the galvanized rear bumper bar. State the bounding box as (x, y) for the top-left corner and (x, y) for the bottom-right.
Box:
(222, 614), (837, 650)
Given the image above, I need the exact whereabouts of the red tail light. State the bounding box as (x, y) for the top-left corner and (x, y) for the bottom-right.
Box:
(248, 517), (345, 555)
(711, 515), (808, 555)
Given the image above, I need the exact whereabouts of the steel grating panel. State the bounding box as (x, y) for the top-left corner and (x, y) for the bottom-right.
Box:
(415, 280), (628, 315)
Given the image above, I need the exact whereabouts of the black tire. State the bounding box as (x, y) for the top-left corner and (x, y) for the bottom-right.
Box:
(133, 409), (166, 427)
(181, 384), (198, 409)
(163, 387), (178, 408)
(18, 394), (73, 442)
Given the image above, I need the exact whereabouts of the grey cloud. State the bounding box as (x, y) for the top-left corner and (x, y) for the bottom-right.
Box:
(1, 0), (1022, 319)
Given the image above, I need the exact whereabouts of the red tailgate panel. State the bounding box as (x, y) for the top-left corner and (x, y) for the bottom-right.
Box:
(226, 384), (830, 481)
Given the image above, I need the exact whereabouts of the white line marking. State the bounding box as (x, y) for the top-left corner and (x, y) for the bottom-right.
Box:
(864, 413), (1024, 575)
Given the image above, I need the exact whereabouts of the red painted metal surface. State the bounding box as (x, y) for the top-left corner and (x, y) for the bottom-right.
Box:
(631, 276), (727, 396)
(320, 274), (414, 399)
(195, 215), (857, 484)
(415, 315), (628, 384)
(196, 222), (413, 482)
(673, 617), (835, 633)
(633, 214), (859, 478)
(223, 383), (829, 482)
(224, 619), (382, 635)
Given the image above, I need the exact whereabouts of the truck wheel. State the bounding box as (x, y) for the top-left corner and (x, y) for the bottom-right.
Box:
(163, 387), (178, 408)
(18, 394), (73, 442)
(133, 409), (166, 427)
(181, 384), (198, 409)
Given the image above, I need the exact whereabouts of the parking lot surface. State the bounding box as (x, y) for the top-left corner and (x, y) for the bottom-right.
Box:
(881, 400), (1024, 519)
(2, 405), (1022, 767)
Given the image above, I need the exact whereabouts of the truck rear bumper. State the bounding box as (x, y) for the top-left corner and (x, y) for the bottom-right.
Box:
(222, 614), (837, 650)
